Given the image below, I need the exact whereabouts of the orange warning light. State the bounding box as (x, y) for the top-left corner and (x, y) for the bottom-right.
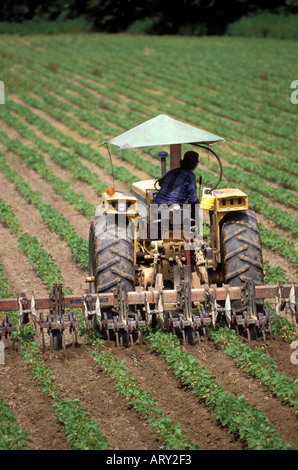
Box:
(106, 187), (116, 196)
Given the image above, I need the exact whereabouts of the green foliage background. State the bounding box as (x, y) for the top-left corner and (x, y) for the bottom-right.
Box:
(0, 0), (298, 37)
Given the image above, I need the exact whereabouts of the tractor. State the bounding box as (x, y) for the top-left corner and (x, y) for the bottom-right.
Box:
(0, 115), (296, 349)
(86, 115), (296, 345)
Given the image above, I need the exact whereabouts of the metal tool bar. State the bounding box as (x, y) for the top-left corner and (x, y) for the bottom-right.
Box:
(1, 284), (296, 311)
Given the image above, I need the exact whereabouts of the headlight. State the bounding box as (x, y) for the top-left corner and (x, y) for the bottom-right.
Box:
(117, 202), (126, 212)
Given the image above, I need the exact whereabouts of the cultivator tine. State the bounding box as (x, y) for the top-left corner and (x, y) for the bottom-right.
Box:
(103, 283), (146, 348)
(0, 315), (16, 350)
(113, 283), (128, 325)
(0, 339), (4, 364)
(203, 284), (218, 326)
(231, 308), (240, 337)
(31, 294), (36, 327)
(275, 281), (284, 316)
(69, 313), (78, 348)
(191, 314), (200, 345)
(246, 279), (257, 318)
(103, 312), (110, 341)
(39, 313), (45, 349)
(82, 292), (103, 331)
(157, 292), (165, 329)
(242, 312), (251, 345)
(95, 296), (102, 330)
(136, 310), (143, 345)
(178, 314), (186, 345)
(264, 305), (272, 336)
(36, 284), (79, 351)
(225, 290), (231, 328)
(144, 293), (152, 326)
(18, 292), (36, 328)
(257, 312), (266, 344)
(137, 329), (143, 345)
(274, 282), (297, 325)
(200, 308), (209, 337)
(168, 311), (175, 334)
(82, 293), (91, 329)
(289, 284), (297, 323)
(174, 267), (197, 344)
(211, 287), (218, 326)
(113, 316), (119, 346)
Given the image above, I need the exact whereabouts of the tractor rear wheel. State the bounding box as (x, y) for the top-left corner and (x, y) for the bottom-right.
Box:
(89, 215), (135, 294)
(221, 210), (264, 337)
(221, 209), (264, 286)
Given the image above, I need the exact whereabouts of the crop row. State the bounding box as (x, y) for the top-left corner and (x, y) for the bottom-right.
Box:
(51, 36), (296, 157)
(1, 46), (297, 193)
(86, 332), (197, 450)
(0, 259), (296, 450)
(20, 325), (111, 450)
(0, 197), (65, 290)
(3, 51), (295, 200)
(0, 116), (100, 218)
(210, 327), (298, 413)
(10, 59), (298, 224)
(0, 267), (111, 450)
(34, 35), (295, 145)
(0, 266), (197, 450)
(146, 329), (293, 450)
(121, 42), (296, 145)
(0, 265), (31, 450)
(0, 392), (31, 450)
(0, 151), (88, 269)
(2, 35), (297, 168)
(29, 56), (298, 182)
(3, 48), (296, 209)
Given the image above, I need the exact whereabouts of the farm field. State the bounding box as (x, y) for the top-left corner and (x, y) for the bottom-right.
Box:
(0, 33), (297, 452)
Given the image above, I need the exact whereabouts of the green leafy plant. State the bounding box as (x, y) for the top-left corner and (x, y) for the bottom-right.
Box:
(86, 333), (197, 450)
(19, 323), (112, 450)
(0, 394), (31, 450)
(146, 329), (293, 450)
(0, 198), (64, 288)
(210, 327), (298, 413)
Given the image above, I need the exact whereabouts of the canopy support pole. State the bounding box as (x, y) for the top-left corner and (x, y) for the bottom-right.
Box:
(170, 144), (181, 170)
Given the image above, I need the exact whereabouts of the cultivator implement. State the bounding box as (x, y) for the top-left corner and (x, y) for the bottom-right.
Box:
(13, 284), (79, 351)
(0, 315), (16, 348)
(0, 280), (297, 349)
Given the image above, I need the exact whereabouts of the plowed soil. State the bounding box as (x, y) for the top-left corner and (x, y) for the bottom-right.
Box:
(1, 332), (297, 450)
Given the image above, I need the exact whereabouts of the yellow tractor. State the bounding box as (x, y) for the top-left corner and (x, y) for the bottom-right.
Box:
(0, 115), (296, 350)
(86, 115), (295, 346)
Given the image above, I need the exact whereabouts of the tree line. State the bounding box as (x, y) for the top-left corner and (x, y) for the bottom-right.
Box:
(0, 0), (297, 35)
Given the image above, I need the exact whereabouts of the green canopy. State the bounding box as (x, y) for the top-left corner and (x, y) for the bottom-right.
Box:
(103, 114), (225, 149)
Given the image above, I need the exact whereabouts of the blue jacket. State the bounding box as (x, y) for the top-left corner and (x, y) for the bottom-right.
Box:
(153, 168), (199, 204)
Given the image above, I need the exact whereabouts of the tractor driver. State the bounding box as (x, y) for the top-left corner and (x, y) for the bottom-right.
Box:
(153, 151), (199, 205)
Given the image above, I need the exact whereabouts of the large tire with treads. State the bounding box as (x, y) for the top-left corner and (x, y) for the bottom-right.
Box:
(221, 210), (264, 288)
(89, 215), (135, 294)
